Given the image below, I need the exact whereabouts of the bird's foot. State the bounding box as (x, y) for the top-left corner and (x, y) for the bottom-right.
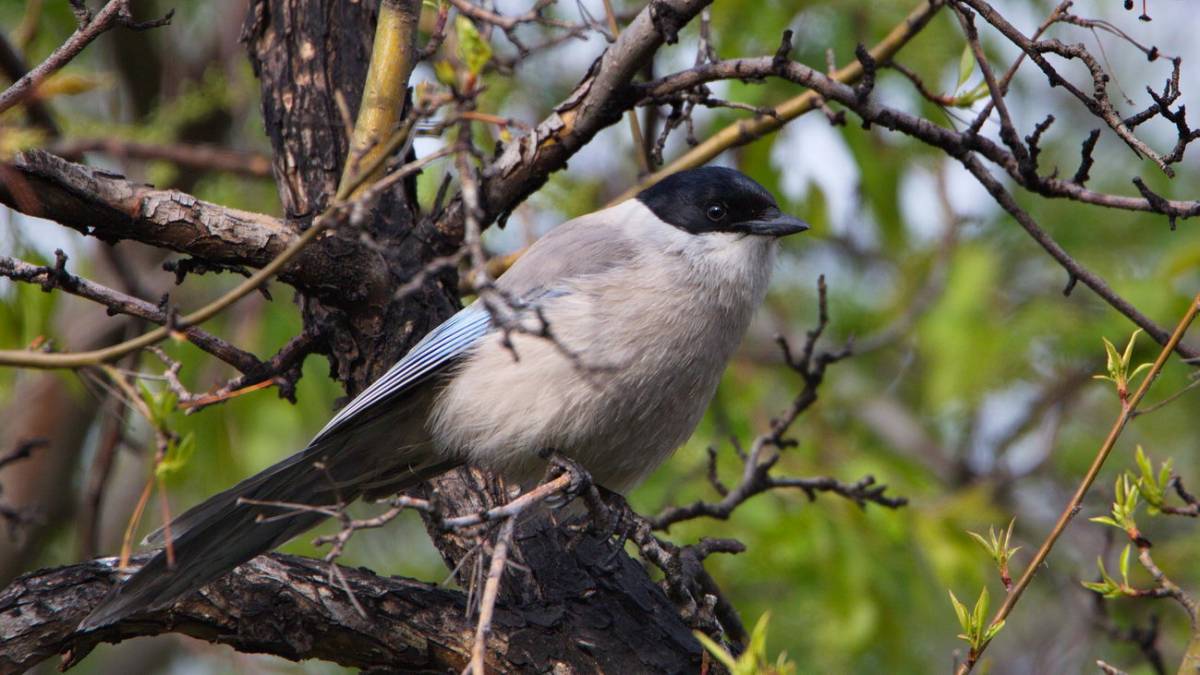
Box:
(537, 449), (593, 506)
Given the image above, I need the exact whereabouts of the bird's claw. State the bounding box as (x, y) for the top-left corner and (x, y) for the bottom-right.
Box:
(539, 449), (593, 505)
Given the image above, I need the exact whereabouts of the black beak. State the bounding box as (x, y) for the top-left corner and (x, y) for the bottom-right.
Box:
(743, 211), (810, 237)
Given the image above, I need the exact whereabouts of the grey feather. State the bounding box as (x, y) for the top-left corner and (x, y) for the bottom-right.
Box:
(80, 169), (802, 631)
(494, 210), (639, 298)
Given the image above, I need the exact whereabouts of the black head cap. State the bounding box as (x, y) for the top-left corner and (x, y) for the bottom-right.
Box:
(635, 166), (809, 237)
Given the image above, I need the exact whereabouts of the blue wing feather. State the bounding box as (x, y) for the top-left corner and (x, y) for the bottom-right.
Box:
(312, 302), (492, 442)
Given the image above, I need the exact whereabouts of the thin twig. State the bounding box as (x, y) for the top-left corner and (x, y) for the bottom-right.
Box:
(464, 517), (515, 675)
(0, 0), (172, 116)
(954, 291), (1200, 674)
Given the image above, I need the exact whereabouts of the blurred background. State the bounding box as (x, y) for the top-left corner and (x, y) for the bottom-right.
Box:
(1, 0), (1198, 672)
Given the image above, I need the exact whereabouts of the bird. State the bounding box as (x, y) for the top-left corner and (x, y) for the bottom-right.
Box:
(79, 165), (809, 630)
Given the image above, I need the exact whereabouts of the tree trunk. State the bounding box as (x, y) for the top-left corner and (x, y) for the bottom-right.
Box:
(242, 0), (459, 395)
(232, 2), (704, 672)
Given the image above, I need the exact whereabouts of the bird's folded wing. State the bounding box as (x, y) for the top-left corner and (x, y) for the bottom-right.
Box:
(311, 303), (492, 443)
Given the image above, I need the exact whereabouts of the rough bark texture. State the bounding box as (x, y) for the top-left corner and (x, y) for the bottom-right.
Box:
(0, 542), (700, 674)
(243, 0), (459, 394)
(0, 151), (379, 306)
(0, 150), (288, 259)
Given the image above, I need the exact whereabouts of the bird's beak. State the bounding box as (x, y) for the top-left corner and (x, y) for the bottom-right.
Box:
(743, 211), (810, 237)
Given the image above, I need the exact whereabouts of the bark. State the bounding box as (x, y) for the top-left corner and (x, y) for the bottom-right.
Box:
(0, 151), (378, 304)
(242, 0), (460, 394)
(0, 542), (700, 674)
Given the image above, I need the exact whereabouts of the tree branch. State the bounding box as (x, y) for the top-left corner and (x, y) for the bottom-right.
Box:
(433, 0), (714, 241)
(1, 150), (287, 268)
(0, 252), (262, 373)
(0, 541), (702, 674)
(0, 0), (172, 117)
(955, 291), (1200, 674)
(635, 56), (1200, 360)
(0, 150), (381, 301)
(615, 0), (944, 201)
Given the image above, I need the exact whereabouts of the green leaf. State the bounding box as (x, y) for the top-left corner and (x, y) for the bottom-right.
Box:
(1119, 543), (1131, 584)
(1089, 516), (1120, 527)
(433, 59), (457, 86)
(971, 587), (989, 638)
(1121, 329), (1142, 371)
(1102, 336), (1121, 381)
(956, 43), (975, 91)
(952, 81), (990, 107)
(983, 619), (1005, 642)
(1129, 361), (1153, 384)
(156, 432), (195, 480)
(1136, 446), (1154, 482)
(137, 381), (178, 425)
(748, 611), (771, 662)
(455, 16), (492, 77)
(694, 631), (738, 671)
(949, 589), (969, 632)
(967, 530), (992, 555)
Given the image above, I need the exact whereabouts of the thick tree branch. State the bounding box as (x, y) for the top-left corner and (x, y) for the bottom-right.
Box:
(0, 150), (381, 301)
(434, 0), (714, 241)
(1, 150), (286, 266)
(0, 553), (490, 673)
(0, 541), (702, 674)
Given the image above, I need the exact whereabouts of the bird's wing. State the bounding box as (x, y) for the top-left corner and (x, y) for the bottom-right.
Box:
(313, 204), (638, 442)
(311, 302), (492, 443)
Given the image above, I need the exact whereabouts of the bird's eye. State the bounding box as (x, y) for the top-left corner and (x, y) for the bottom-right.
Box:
(705, 203), (727, 222)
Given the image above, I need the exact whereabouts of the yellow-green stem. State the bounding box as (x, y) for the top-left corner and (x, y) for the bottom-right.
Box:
(337, 0), (422, 201)
(957, 290), (1200, 674)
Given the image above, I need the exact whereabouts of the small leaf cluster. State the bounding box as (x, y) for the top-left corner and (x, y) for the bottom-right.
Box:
(1132, 446), (1173, 515)
(968, 519), (1020, 590)
(137, 381), (194, 481)
(1089, 474), (1141, 540)
(1093, 329), (1153, 402)
(434, 12), (493, 91)
(951, 44), (990, 107)
(1082, 543), (1136, 598)
(694, 613), (796, 675)
(949, 587), (1005, 654)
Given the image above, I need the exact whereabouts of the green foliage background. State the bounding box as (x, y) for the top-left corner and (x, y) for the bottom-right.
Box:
(1, 1), (1198, 673)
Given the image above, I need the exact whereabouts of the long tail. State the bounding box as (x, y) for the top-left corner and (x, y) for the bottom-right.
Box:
(79, 403), (450, 631)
